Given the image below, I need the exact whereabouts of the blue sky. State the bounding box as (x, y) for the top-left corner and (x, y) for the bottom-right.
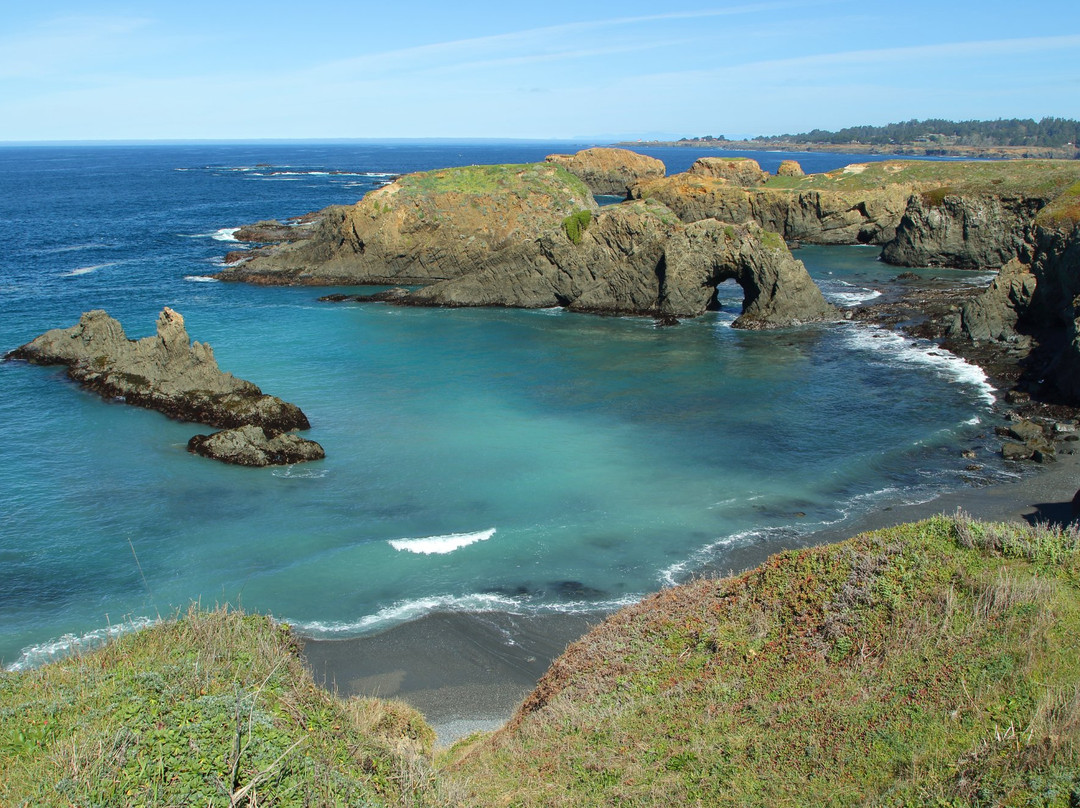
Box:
(2, 0), (1078, 141)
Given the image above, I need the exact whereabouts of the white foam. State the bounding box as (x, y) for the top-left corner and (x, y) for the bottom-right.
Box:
(843, 323), (995, 404)
(41, 243), (103, 254)
(271, 466), (328, 479)
(389, 527), (496, 555)
(184, 275), (220, 283)
(821, 279), (883, 307)
(63, 261), (121, 277)
(211, 227), (240, 242)
(288, 592), (640, 638)
(5, 616), (158, 672)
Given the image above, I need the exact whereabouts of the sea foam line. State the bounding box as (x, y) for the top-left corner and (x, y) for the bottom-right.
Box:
(211, 227), (240, 242)
(184, 275), (220, 283)
(287, 592), (641, 638)
(843, 323), (995, 404)
(5, 616), (159, 672)
(389, 527), (496, 555)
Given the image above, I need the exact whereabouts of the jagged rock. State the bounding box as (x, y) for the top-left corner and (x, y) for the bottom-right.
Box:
(882, 193), (1044, 268)
(187, 425), (325, 467)
(234, 219), (311, 243)
(947, 258), (1037, 342)
(217, 163), (597, 285)
(1005, 418), (1045, 443)
(6, 308), (310, 432)
(401, 200), (836, 327)
(687, 157), (768, 186)
(777, 160), (805, 177)
(544, 148), (665, 197)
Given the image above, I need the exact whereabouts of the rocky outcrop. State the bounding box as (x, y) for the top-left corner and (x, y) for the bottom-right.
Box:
(777, 160), (805, 177)
(5, 308), (321, 466)
(544, 148), (665, 197)
(187, 425), (325, 466)
(217, 163), (597, 285)
(632, 173), (911, 245)
(686, 157), (768, 186)
(351, 199), (836, 327)
(946, 258), (1037, 342)
(881, 193), (1044, 268)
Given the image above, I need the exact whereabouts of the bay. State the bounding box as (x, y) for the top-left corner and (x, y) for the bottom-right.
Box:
(0, 142), (1008, 668)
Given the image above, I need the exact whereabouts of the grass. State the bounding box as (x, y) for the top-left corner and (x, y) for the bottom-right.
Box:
(385, 162), (593, 207)
(448, 514), (1080, 806)
(761, 159), (1080, 199)
(3, 514), (1078, 806)
(0, 606), (460, 807)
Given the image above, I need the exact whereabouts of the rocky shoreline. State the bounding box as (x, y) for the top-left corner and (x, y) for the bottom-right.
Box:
(4, 308), (324, 467)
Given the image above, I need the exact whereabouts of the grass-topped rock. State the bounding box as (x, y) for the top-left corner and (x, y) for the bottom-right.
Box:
(218, 162), (598, 286)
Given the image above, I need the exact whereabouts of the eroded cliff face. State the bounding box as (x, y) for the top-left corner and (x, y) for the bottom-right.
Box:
(881, 194), (1045, 268)
(632, 173), (911, 245)
(378, 199), (836, 326)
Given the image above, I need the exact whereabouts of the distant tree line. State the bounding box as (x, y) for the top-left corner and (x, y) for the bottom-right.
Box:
(750, 118), (1080, 148)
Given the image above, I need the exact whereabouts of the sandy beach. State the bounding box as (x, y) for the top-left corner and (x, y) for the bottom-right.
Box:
(302, 448), (1080, 746)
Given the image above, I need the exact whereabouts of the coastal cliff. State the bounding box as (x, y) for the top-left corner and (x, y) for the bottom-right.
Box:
(5, 308), (324, 466)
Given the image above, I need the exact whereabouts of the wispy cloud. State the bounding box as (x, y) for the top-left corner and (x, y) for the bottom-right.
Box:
(0, 16), (151, 80)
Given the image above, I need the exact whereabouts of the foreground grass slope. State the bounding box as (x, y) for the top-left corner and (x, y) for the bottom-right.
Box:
(450, 514), (1080, 806)
(2, 514), (1078, 806)
(0, 607), (457, 807)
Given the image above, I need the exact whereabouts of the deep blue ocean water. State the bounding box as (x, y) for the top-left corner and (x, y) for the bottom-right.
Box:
(0, 142), (1010, 668)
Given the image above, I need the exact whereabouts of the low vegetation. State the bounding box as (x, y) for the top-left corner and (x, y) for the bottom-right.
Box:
(761, 158), (1080, 197)
(389, 162), (593, 209)
(3, 514), (1078, 806)
(561, 209), (592, 244)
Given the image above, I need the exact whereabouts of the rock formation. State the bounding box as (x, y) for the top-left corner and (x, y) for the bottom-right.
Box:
(881, 193), (1044, 268)
(946, 258), (1037, 342)
(632, 172), (911, 245)
(686, 157), (769, 186)
(218, 163), (597, 285)
(777, 160), (805, 177)
(5, 308), (322, 466)
(544, 147), (665, 197)
(187, 425), (325, 466)
(333, 199), (836, 327)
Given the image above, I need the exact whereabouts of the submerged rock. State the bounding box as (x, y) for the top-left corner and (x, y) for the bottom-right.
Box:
(6, 308), (323, 465)
(187, 425), (325, 467)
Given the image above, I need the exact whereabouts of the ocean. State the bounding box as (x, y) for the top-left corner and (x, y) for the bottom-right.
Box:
(0, 141), (1012, 669)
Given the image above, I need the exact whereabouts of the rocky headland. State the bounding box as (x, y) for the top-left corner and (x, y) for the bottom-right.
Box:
(5, 308), (323, 466)
(217, 154), (838, 329)
(217, 147), (1080, 423)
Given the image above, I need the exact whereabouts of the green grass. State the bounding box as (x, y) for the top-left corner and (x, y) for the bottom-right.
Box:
(761, 159), (1080, 199)
(449, 514), (1080, 806)
(561, 209), (593, 244)
(389, 162), (593, 205)
(4, 515), (1079, 806)
(0, 606), (459, 807)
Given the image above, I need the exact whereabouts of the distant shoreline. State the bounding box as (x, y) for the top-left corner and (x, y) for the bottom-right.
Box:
(611, 140), (1080, 160)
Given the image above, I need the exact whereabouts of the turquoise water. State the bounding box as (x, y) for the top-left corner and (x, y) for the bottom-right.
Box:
(0, 144), (1007, 668)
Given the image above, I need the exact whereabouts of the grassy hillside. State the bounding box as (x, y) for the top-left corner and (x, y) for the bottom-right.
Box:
(0, 607), (459, 807)
(3, 514), (1078, 806)
(449, 514), (1080, 806)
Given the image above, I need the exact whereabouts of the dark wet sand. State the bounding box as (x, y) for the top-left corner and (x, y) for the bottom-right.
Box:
(302, 450), (1079, 745)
